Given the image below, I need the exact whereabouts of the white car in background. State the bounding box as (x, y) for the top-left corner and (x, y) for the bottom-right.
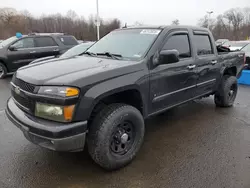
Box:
(223, 41), (250, 51)
(215, 39), (229, 46)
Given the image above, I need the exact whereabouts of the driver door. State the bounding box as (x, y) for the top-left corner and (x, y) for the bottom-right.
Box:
(7, 37), (37, 71)
(149, 30), (197, 114)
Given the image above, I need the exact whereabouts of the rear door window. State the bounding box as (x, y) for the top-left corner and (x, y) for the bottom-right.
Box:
(35, 37), (57, 47)
(193, 35), (213, 55)
(58, 36), (78, 45)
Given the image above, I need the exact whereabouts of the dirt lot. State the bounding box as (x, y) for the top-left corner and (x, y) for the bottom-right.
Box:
(1, 76), (250, 188)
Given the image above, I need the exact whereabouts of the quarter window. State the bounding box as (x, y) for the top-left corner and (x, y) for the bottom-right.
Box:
(57, 36), (78, 45)
(162, 34), (191, 59)
(193, 35), (213, 55)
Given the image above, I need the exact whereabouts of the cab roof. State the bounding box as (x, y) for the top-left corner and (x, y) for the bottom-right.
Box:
(117, 25), (210, 32)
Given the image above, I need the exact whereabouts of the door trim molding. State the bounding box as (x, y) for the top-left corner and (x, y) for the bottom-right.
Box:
(152, 84), (196, 103)
(152, 78), (216, 103)
(149, 90), (213, 117)
(197, 79), (216, 87)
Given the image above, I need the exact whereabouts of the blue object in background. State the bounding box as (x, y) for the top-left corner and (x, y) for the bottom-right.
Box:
(238, 70), (250, 85)
(16, 32), (22, 38)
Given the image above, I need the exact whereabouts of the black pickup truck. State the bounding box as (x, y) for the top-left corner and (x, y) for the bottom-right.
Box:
(6, 26), (245, 170)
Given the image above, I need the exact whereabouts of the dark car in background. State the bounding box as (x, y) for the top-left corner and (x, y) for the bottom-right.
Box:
(29, 41), (95, 65)
(0, 33), (78, 79)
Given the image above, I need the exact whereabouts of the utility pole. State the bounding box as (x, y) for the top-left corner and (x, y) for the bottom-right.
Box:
(96, 0), (100, 40)
(207, 11), (213, 29)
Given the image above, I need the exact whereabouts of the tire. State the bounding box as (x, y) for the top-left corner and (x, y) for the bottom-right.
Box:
(87, 103), (145, 171)
(214, 75), (238, 107)
(0, 62), (7, 79)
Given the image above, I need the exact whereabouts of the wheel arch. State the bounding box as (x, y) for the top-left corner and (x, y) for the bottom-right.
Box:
(89, 85), (145, 119)
(0, 58), (8, 72)
(74, 84), (147, 123)
(221, 66), (237, 77)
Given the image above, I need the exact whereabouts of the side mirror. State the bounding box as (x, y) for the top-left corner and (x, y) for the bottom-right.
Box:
(9, 45), (17, 51)
(157, 49), (179, 65)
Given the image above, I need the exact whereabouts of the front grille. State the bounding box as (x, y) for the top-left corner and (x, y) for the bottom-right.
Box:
(12, 76), (36, 93)
(12, 90), (32, 110)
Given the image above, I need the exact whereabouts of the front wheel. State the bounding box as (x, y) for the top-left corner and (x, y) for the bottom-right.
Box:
(214, 75), (238, 107)
(87, 103), (145, 170)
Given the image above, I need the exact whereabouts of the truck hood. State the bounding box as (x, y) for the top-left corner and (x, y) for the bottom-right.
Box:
(16, 56), (143, 86)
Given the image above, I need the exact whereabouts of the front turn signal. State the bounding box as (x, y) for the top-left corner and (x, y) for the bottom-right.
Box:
(66, 87), (79, 97)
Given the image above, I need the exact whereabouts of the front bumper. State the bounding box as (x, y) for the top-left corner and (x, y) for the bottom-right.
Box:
(6, 97), (88, 152)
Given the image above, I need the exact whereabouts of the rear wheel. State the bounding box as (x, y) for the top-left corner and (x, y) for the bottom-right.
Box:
(214, 75), (238, 107)
(87, 103), (145, 170)
(0, 63), (7, 79)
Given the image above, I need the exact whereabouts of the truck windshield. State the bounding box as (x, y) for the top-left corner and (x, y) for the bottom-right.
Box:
(86, 29), (161, 60)
(0, 36), (17, 48)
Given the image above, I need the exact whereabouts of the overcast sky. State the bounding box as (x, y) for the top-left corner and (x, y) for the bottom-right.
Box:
(1, 0), (249, 25)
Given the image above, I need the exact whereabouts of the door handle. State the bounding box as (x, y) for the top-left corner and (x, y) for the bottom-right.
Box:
(53, 49), (59, 52)
(211, 60), (217, 65)
(187, 65), (196, 69)
(30, 51), (36, 54)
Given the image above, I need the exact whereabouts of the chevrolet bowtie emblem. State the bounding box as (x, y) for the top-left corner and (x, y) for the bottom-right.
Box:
(14, 86), (21, 95)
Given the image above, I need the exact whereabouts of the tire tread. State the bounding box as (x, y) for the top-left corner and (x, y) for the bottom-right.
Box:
(88, 103), (144, 170)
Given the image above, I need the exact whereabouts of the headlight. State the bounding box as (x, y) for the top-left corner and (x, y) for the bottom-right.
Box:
(35, 102), (75, 122)
(38, 86), (79, 97)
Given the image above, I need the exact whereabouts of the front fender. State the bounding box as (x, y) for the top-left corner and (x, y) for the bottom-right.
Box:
(74, 70), (149, 121)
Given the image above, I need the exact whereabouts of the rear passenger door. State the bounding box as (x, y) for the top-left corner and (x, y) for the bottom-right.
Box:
(34, 36), (60, 59)
(193, 32), (220, 96)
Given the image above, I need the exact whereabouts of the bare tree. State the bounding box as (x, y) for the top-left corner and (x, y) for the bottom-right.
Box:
(172, 19), (180, 25)
(0, 8), (121, 40)
(198, 7), (250, 40)
(224, 8), (244, 40)
(0, 8), (17, 25)
(198, 15), (209, 28)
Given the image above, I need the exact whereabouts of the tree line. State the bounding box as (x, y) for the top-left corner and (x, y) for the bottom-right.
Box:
(1, 7), (250, 42)
(198, 7), (250, 40)
(0, 8), (121, 40)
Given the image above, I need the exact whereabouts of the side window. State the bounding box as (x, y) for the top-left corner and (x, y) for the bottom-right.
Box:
(35, 37), (57, 47)
(162, 34), (191, 59)
(57, 36), (78, 45)
(12, 38), (35, 49)
(193, 35), (213, 55)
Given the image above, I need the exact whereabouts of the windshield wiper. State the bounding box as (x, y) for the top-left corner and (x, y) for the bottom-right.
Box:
(96, 52), (123, 60)
(80, 51), (97, 56)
